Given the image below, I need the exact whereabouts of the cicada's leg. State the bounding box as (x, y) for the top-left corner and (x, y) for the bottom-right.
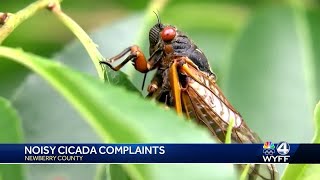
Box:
(100, 45), (149, 73)
(176, 58), (208, 89)
(182, 58), (200, 70)
(147, 69), (163, 95)
(168, 60), (183, 115)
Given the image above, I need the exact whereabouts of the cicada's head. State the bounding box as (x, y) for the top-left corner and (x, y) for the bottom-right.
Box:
(148, 12), (178, 56)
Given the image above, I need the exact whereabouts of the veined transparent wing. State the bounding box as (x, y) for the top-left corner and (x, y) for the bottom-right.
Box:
(179, 62), (277, 180)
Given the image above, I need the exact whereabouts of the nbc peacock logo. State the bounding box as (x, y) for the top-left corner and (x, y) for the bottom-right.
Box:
(263, 141), (275, 156)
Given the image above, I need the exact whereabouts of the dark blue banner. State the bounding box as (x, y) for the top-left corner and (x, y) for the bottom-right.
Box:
(0, 142), (318, 163)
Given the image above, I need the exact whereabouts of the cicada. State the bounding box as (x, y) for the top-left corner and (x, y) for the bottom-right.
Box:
(100, 15), (277, 180)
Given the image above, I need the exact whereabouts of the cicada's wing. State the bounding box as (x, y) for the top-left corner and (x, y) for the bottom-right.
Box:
(177, 60), (277, 180)
(147, 57), (277, 179)
(181, 70), (260, 143)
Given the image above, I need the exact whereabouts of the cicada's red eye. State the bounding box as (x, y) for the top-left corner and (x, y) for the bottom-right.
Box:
(161, 26), (176, 42)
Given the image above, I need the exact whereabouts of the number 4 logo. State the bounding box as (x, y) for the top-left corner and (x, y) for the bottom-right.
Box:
(276, 141), (290, 155)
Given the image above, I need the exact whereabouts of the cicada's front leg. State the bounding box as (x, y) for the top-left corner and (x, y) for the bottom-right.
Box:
(100, 45), (150, 73)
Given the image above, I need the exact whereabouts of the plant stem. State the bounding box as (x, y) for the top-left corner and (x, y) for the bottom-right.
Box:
(240, 164), (251, 180)
(0, 0), (106, 81)
(48, 4), (106, 81)
(225, 117), (234, 143)
(0, 0), (61, 43)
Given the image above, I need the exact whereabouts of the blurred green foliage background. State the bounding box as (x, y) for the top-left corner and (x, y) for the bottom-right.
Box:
(1, 0), (320, 179)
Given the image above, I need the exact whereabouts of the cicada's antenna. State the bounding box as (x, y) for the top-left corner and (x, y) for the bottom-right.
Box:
(153, 10), (161, 28)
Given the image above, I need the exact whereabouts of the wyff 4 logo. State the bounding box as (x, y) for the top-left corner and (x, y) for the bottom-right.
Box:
(262, 141), (290, 163)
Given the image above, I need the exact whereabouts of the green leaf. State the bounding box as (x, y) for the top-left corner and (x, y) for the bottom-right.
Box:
(110, 164), (130, 180)
(302, 164), (320, 180)
(313, 101), (320, 143)
(0, 97), (23, 142)
(0, 46), (237, 179)
(307, 10), (320, 105)
(95, 164), (109, 180)
(0, 60), (29, 99)
(0, 97), (25, 180)
(9, 15), (145, 180)
(104, 69), (141, 94)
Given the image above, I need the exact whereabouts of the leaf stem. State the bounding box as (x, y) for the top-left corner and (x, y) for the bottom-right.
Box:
(240, 164), (251, 180)
(225, 117), (234, 143)
(0, 0), (107, 81)
(48, 3), (106, 81)
(0, 0), (61, 43)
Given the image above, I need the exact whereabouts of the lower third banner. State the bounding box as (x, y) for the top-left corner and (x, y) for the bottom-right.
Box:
(0, 142), (318, 163)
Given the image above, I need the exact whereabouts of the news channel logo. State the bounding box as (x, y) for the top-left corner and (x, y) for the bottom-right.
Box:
(263, 141), (275, 155)
(262, 141), (290, 163)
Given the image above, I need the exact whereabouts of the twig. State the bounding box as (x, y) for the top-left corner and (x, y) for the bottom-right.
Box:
(47, 2), (106, 81)
(0, 0), (61, 43)
(0, 0), (106, 81)
(225, 117), (234, 143)
(240, 164), (251, 180)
